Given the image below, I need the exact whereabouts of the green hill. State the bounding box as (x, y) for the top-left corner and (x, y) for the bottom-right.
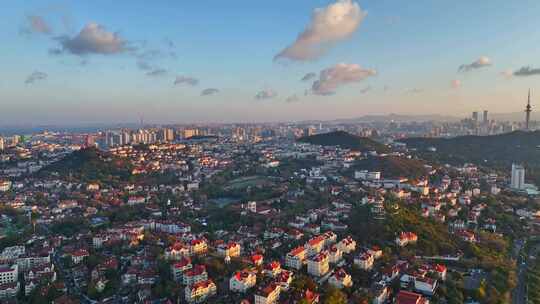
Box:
(39, 148), (133, 182)
(402, 131), (540, 166)
(354, 156), (429, 179)
(298, 131), (389, 153)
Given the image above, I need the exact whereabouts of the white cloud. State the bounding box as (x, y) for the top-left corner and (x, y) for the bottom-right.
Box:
(57, 23), (126, 55)
(458, 56), (491, 72)
(174, 76), (199, 86)
(274, 0), (366, 61)
(255, 89), (277, 100)
(310, 63), (376, 95)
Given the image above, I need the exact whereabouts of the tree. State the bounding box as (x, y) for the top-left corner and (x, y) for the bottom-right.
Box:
(323, 285), (347, 304)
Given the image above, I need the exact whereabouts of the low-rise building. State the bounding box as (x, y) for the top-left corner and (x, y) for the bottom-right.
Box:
(183, 264), (208, 286)
(229, 270), (256, 293)
(254, 283), (280, 304)
(395, 232), (418, 247)
(285, 246), (305, 270)
(328, 268), (352, 289)
(185, 279), (216, 303)
(354, 252), (374, 270)
(171, 257), (192, 281)
(217, 242), (241, 258)
(307, 251), (329, 277)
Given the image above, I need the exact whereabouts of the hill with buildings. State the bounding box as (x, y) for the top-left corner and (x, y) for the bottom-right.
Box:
(402, 131), (540, 185)
(402, 131), (540, 167)
(298, 131), (389, 153)
(354, 156), (429, 179)
(39, 147), (133, 182)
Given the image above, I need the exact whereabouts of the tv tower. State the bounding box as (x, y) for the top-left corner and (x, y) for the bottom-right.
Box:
(526, 89), (532, 130)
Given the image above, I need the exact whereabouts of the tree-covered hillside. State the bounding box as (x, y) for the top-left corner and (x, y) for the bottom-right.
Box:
(298, 131), (389, 153)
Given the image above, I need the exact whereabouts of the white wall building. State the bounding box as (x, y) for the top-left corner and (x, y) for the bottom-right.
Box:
(511, 163), (526, 190)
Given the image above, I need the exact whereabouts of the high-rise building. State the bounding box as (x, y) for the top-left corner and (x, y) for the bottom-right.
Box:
(511, 163), (525, 190)
(0, 137), (4, 151)
(483, 110), (488, 123)
(472, 111), (479, 123)
(121, 131), (131, 145)
(164, 128), (174, 141)
(525, 89), (532, 130)
(183, 129), (198, 139)
(303, 127), (315, 137)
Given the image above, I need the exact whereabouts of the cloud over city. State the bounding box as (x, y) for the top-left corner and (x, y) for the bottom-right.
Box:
(274, 0), (366, 61)
(513, 66), (540, 77)
(174, 76), (199, 86)
(310, 63), (376, 95)
(201, 88), (219, 96)
(255, 89), (277, 100)
(26, 15), (52, 34)
(25, 71), (48, 84)
(458, 56), (491, 72)
(54, 23), (127, 55)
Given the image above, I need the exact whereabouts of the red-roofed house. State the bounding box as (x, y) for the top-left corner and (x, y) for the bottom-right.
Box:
(396, 291), (429, 304)
(229, 270), (256, 293)
(185, 279), (216, 303)
(254, 283), (280, 304)
(328, 268), (352, 289)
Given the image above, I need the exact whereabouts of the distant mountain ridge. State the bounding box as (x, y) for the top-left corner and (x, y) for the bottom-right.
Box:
(298, 131), (389, 153)
(332, 114), (460, 123)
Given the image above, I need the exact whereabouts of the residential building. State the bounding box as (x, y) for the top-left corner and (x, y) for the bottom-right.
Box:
(254, 283), (280, 304)
(354, 252), (374, 270)
(285, 247), (305, 270)
(328, 268), (353, 289)
(229, 270), (256, 293)
(185, 279), (216, 303)
(307, 251), (329, 277)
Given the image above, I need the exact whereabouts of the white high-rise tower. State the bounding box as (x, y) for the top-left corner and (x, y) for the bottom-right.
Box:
(511, 164), (525, 190)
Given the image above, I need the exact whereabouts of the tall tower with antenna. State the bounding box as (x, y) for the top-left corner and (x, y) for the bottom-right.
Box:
(526, 89), (532, 130)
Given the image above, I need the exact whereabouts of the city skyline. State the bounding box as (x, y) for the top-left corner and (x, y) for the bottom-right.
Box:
(2, 0), (540, 124)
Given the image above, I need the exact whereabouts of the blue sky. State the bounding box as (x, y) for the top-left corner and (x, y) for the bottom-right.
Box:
(1, 0), (540, 124)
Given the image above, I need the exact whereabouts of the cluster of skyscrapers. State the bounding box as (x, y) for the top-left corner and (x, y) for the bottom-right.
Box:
(104, 128), (199, 147)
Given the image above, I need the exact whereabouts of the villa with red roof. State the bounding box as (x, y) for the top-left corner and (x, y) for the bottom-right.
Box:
(171, 257), (192, 281)
(307, 251), (329, 277)
(396, 232), (418, 247)
(229, 270), (256, 293)
(396, 290), (429, 304)
(328, 268), (353, 289)
(337, 236), (356, 254)
(354, 252), (374, 270)
(263, 261), (282, 278)
(183, 264), (208, 286)
(217, 242), (241, 258)
(70, 249), (89, 264)
(189, 239), (208, 255)
(165, 242), (190, 260)
(254, 283), (280, 304)
(185, 279), (216, 303)
(285, 246), (306, 270)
